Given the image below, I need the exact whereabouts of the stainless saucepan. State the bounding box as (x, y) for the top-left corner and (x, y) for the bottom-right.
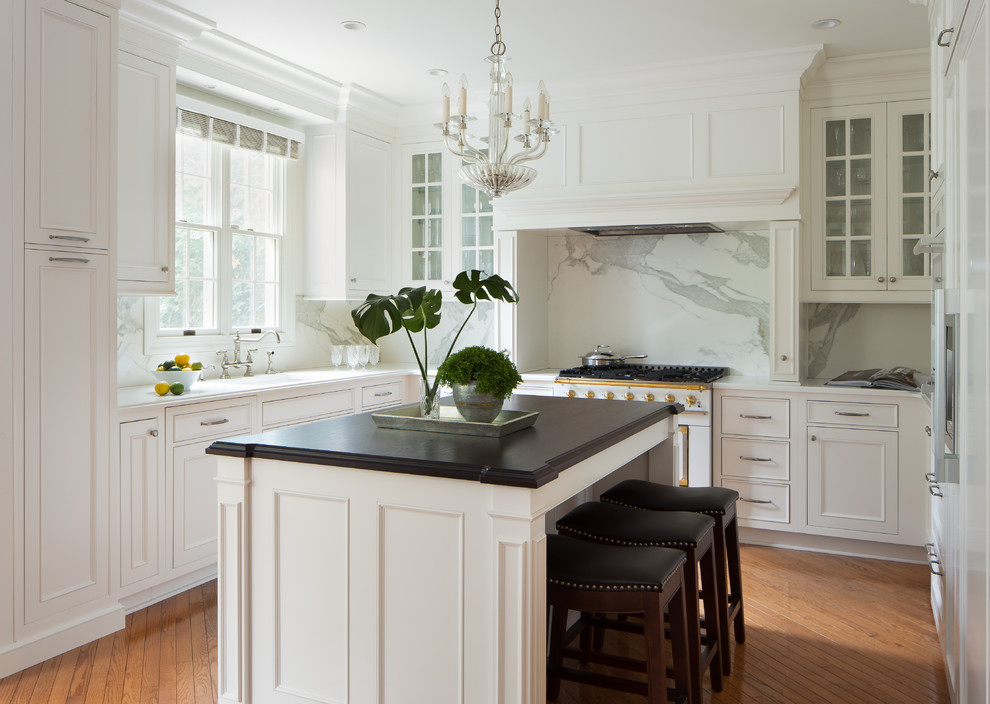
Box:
(580, 344), (648, 367)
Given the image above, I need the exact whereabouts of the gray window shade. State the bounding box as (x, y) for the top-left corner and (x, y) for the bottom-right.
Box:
(176, 108), (301, 160)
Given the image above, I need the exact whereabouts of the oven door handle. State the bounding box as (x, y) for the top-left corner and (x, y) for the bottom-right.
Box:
(676, 425), (689, 486)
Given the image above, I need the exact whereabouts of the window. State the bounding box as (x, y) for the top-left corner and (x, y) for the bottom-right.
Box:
(158, 132), (287, 337)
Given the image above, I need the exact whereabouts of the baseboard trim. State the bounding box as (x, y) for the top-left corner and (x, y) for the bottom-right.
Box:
(119, 565), (218, 614)
(740, 526), (928, 564)
(0, 604), (125, 680)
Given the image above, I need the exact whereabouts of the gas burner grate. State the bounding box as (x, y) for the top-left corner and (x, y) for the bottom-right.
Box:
(557, 364), (729, 384)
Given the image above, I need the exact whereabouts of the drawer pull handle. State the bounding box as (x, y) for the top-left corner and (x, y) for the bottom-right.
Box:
(200, 418), (231, 426)
(929, 559), (945, 577)
(49, 233), (90, 242)
(925, 542), (938, 557)
(739, 414), (772, 420)
(925, 472), (937, 482)
(929, 484), (944, 498)
(835, 411), (870, 417)
(739, 456), (773, 462)
(373, 391), (393, 397)
(740, 497), (773, 504)
(937, 27), (955, 47)
(49, 256), (90, 264)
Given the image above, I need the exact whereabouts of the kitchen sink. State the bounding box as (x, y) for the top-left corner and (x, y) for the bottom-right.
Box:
(208, 370), (342, 388)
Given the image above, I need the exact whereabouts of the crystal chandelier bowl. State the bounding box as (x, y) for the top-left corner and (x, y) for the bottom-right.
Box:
(456, 163), (537, 198)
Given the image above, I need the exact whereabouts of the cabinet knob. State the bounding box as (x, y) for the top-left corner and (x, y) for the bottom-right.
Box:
(889, 276), (897, 283)
(929, 168), (941, 183)
(161, 265), (169, 273)
(926, 425), (932, 436)
(810, 434), (818, 441)
(780, 354), (788, 361)
(350, 277), (357, 283)
(877, 276), (886, 283)
(937, 27), (955, 47)
(148, 429), (158, 437)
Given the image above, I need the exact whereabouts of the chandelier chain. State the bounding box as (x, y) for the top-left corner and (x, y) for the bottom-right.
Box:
(491, 0), (505, 56)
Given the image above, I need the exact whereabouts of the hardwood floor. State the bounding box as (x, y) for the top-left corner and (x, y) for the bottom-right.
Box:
(0, 546), (948, 703)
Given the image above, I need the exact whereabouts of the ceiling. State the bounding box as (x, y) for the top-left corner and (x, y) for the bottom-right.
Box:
(165, 0), (930, 110)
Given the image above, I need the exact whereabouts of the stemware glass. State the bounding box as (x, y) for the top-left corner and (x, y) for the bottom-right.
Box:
(369, 344), (381, 367)
(346, 345), (360, 370)
(330, 345), (344, 368)
(357, 345), (370, 369)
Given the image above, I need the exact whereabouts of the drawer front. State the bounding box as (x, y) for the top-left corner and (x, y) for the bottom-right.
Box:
(263, 389), (354, 428)
(722, 479), (790, 524)
(721, 397), (790, 438)
(169, 399), (254, 444)
(807, 400), (898, 428)
(362, 380), (405, 409)
(721, 438), (790, 481)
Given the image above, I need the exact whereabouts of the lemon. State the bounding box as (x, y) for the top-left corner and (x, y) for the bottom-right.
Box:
(174, 353), (190, 367)
(169, 382), (185, 395)
(154, 381), (170, 396)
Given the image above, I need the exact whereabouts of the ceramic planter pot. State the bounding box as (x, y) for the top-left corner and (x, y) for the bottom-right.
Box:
(451, 383), (505, 423)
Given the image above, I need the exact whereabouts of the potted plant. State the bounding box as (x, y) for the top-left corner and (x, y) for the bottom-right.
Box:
(351, 270), (519, 418)
(436, 346), (523, 422)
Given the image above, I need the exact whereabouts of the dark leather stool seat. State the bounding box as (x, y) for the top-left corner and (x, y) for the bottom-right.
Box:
(546, 534), (692, 704)
(556, 502), (723, 704)
(601, 479), (746, 675)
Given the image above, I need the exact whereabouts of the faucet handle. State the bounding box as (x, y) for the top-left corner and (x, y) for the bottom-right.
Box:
(216, 349), (229, 361)
(245, 348), (259, 363)
(265, 350), (277, 374)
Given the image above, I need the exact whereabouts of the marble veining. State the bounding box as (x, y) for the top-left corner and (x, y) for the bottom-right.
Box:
(805, 303), (861, 378)
(547, 231), (771, 376)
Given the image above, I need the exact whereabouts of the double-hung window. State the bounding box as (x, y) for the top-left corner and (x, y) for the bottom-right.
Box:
(151, 108), (298, 350)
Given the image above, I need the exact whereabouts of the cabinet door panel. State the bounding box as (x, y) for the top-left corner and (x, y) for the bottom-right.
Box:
(807, 426), (897, 534)
(170, 441), (219, 570)
(25, 0), (110, 249)
(117, 51), (174, 291)
(23, 249), (110, 623)
(347, 131), (391, 294)
(119, 418), (160, 587)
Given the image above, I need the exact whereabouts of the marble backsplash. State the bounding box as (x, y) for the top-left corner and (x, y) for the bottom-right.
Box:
(546, 230), (772, 376)
(117, 295), (493, 388)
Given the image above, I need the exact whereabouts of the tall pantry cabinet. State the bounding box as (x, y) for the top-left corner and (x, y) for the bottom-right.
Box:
(0, 0), (121, 679)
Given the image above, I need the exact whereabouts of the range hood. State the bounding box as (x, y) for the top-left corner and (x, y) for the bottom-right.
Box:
(569, 223), (725, 236)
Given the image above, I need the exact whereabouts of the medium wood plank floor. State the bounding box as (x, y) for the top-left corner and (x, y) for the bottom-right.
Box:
(0, 546), (948, 703)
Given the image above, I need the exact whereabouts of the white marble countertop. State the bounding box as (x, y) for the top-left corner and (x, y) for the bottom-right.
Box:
(715, 375), (923, 398)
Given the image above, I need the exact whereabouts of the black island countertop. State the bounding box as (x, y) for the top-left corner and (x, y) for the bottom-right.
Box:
(207, 395), (681, 488)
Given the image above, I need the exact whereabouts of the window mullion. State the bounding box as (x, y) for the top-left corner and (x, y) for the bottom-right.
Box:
(218, 144), (234, 336)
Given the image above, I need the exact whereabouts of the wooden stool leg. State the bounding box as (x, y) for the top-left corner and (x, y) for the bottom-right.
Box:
(725, 514), (746, 644)
(547, 602), (567, 701)
(699, 544), (723, 692)
(713, 516), (733, 674)
(681, 549), (703, 704)
(665, 574), (692, 704)
(644, 592), (669, 704)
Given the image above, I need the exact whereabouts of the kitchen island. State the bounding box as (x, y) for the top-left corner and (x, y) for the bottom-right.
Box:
(207, 395), (679, 704)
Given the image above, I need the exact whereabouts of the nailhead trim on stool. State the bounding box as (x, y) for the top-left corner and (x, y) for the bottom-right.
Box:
(556, 501), (723, 704)
(546, 534), (692, 704)
(601, 479), (746, 676)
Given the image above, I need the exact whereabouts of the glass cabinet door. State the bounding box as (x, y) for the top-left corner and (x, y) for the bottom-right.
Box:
(408, 149), (444, 283)
(886, 102), (932, 290)
(460, 182), (495, 276)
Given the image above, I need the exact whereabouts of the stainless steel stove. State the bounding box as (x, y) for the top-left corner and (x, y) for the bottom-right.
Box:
(554, 364), (728, 487)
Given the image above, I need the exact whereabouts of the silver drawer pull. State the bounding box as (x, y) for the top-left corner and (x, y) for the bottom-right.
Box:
(49, 256), (90, 264)
(835, 411), (870, 417)
(200, 418), (230, 426)
(739, 414), (772, 420)
(373, 391), (393, 397)
(929, 484), (944, 498)
(929, 559), (945, 577)
(925, 472), (937, 482)
(925, 542), (937, 557)
(49, 233), (90, 242)
(740, 497), (773, 504)
(739, 456), (772, 462)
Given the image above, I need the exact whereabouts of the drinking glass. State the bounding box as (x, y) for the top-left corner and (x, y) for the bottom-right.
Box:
(358, 345), (371, 369)
(330, 345), (344, 368)
(369, 344), (381, 367)
(346, 345), (360, 370)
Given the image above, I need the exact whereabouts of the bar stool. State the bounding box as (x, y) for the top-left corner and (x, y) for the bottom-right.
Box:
(546, 533), (692, 704)
(555, 501), (723, 704)
(601, 479), (745, 675)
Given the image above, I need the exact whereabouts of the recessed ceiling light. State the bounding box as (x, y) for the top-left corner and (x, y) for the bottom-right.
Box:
(427, 68), (448, 77)
(272, 107), (281, 112)
(811, 18), (842, 30)
(205, 84), (216, 90)
(340, 20), (366, 31)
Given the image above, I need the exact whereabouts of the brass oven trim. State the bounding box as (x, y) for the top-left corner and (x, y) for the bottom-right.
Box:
(554, 378), (708, 391)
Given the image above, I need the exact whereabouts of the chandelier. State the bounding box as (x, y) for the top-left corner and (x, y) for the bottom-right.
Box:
(436, 0), (557, 198)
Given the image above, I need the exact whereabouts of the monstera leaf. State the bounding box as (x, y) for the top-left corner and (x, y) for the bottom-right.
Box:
(396, 287), (443, 333)
(351, 293), (404, 344)
(452, 270), (519, 305)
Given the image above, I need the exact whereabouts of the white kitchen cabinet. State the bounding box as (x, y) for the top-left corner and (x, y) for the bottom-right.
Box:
(807, 425), (898, 535)
(807, 101), (931, 302)
(24, 0), (112, 251)
(22, 248), (112, 626)
(117, 49), (174, 293)
(304, 127), (392, 299)
(398, 142), (495, 290)
(769, 221), (801, 382)
(118, 417), (162, 588)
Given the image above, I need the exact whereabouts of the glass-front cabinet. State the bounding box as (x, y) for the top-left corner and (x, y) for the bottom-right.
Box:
(809, 100), (931, 302)
(401, 142), (496, 289)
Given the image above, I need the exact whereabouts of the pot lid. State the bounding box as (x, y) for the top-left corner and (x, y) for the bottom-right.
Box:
(583, 344), (618, 359)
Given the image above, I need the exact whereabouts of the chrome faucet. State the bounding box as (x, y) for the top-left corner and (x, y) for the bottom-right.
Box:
(217, 330), (282, 378)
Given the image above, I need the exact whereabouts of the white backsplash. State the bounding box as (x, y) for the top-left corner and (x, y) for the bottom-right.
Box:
(546, 231), (772, 376)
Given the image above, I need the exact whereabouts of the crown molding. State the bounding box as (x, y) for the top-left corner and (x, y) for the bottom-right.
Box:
(119, 0), (213, 44)
(802, 49), (930, 104)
